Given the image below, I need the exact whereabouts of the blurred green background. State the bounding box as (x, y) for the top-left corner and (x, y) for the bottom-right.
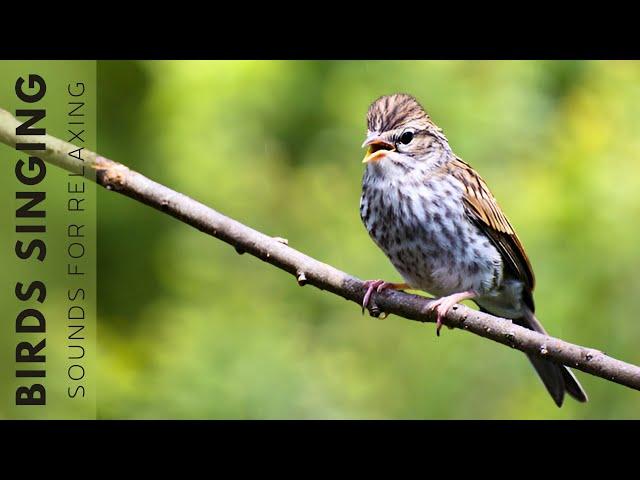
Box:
(5, 60), (640, 418)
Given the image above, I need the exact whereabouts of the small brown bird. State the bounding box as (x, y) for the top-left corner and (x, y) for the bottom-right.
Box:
(359, 93), (587, 407)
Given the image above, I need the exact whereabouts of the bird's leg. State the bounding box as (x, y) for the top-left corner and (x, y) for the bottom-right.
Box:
(362, 280), (409, 315)
(426, 290), (477, 336)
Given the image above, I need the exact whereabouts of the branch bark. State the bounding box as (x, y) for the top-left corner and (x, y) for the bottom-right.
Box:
(2, 107), (639, 392)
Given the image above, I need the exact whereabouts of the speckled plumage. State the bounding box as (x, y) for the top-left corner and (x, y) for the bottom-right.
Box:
(359, 93), (587, 407)
(361, 157), (508, 307)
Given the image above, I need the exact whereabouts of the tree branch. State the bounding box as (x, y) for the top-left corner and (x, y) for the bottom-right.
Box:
(2, 107), (639, 392)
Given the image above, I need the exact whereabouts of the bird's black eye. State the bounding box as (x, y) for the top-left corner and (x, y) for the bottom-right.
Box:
(399, 131), (414, 145)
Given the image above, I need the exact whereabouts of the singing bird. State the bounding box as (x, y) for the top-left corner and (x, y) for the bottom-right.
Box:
(359, 93), (587, 407)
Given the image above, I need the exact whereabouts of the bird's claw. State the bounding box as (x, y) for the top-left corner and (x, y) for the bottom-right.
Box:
(425, 301), (449, 336)
(362, 281), (410, 317)
(425, 290), (476, 337)
(362, 279), (385, 315)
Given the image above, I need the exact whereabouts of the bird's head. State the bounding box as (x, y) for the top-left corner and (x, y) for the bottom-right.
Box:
(362, 93), (449, 175)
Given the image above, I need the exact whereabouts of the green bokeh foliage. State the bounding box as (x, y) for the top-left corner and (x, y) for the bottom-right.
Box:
(14, 60), (640, 419)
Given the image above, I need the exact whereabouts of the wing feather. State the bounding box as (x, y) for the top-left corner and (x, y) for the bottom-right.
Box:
(447, 157), (535, 292)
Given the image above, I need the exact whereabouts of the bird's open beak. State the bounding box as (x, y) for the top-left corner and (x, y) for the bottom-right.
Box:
(362, 134), (395, 164)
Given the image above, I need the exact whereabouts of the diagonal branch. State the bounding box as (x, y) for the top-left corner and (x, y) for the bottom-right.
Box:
(1, 107), (639, 392)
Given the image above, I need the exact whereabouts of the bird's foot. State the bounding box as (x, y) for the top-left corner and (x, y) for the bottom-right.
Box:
(426, 290), (477, 336)
(362, 280), (409, 316)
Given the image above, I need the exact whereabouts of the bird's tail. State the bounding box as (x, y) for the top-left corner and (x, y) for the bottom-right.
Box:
(514, 307), (588, 407)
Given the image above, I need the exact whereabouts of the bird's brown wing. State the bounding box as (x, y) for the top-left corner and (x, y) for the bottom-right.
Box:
(447, 157), (535, 292)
